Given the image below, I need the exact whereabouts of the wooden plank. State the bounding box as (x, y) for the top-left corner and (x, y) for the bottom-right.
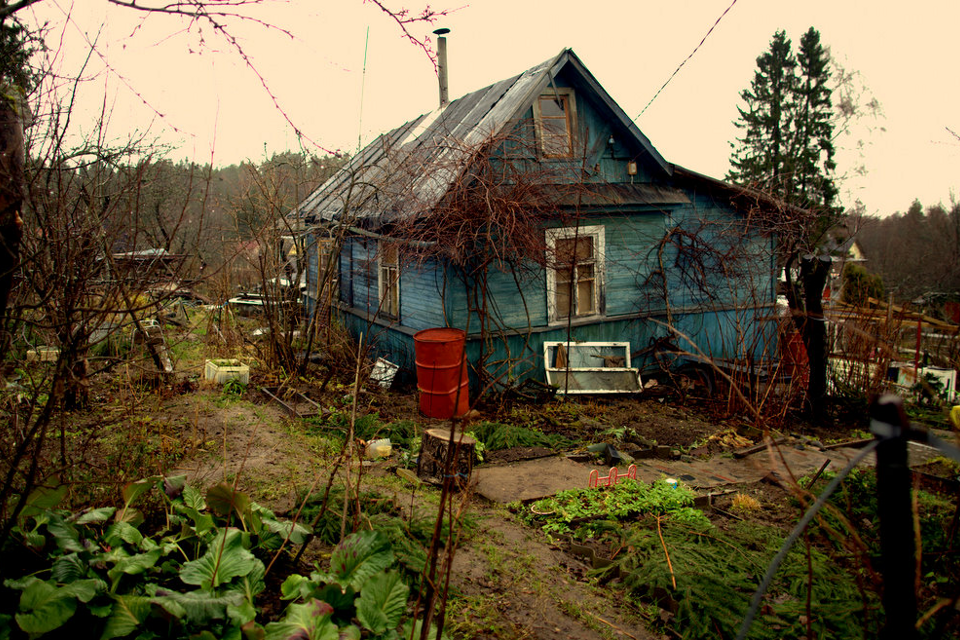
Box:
(732, 437), (789, 459)
(820, 437), (874, 451)
(260, 387), (322, 419)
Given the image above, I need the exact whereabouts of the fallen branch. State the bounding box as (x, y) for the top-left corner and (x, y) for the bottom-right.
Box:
(585, 611), (640, 640)
(656, 514), (677, 590)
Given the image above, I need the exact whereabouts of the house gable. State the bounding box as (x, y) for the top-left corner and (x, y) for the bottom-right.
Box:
(299, 49), (780, 385)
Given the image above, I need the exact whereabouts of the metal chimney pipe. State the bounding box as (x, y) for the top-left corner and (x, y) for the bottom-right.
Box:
(434, 28), (450, 108)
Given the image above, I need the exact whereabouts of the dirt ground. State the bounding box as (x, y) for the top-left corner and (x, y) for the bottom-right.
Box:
(142, 369), (910, 640)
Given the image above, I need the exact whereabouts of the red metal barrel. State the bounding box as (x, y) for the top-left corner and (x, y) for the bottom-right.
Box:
(414, 328), (469, 418)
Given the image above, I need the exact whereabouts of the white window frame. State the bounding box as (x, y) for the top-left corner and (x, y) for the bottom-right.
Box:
(533, 87), (577, 158)
(545, 225), (604, 324)
(377, 241), (400, 319)
(543, 341), (642, 394)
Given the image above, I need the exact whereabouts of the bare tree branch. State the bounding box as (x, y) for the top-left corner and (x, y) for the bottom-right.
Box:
(0, 0), (45, 22)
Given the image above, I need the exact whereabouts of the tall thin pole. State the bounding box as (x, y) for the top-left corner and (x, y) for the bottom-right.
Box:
(357, 26), (370, 154)
(871, 394), (918, 640)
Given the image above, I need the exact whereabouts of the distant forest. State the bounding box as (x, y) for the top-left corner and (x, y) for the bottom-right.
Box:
(854, 199), (960, 305)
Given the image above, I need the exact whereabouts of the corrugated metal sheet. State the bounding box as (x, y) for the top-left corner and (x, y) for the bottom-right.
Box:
(294, 49), (672, 228)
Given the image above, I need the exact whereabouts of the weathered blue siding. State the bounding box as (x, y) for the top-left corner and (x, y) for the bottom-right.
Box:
(338, 237), (377, 314)
(306, 59), (778, 392)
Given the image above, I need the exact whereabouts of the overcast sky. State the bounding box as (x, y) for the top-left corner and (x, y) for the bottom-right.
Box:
(23, 0), (960, 216)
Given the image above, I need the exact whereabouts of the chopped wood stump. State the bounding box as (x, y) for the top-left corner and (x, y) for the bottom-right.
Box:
(417, 428), (477, 489)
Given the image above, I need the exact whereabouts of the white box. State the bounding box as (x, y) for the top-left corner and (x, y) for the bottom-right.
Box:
(204, 359), (250, 385)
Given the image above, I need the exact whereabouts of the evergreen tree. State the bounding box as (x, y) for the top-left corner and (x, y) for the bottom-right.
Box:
(728, 27), (837, 213)
(728, 27), (840, 415)
(728, 30), (797, 198)
(792, 27), (837, 210)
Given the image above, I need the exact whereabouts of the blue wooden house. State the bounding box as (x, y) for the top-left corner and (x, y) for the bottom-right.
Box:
(295, 49), (778, 393)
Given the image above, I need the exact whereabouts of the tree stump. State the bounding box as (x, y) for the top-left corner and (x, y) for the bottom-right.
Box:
(417, 428), (477, 489)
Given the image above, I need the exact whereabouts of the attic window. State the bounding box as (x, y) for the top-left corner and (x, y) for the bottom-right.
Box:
(534, 88), (576, 158)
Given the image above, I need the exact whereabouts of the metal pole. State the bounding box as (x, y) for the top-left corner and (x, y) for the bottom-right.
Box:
(870, 394), (918, 640)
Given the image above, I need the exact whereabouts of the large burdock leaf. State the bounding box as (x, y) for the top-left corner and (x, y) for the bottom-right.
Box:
(106, 548), (163, 586)
(151, 588), (244, 625)
(206, 484), (251, 523)
(14, 577), (102, 634)
(355, 571), (409, 635)
(118, 476), (162, 521)
(104, 522), (144, 548)
(263, 600), (339, 640)
(76, 507), (117, 524)
(51, 553), (86, 583)
(14, 578), (77, 634)
(182, 484), (206, 511)
(180, 528), (260, 590)
(99, 594), (152, 640)
(325, 531), (394, 592)
(19, 484), (68, 520)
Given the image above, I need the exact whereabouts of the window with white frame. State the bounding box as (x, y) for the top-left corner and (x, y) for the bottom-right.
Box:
(378, 241), (399, 319)
(546, 225), (604, 323)
(533, 88), (577, 158)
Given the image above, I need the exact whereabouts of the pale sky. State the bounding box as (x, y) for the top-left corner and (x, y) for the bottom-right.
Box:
(22, 0), (960, 216)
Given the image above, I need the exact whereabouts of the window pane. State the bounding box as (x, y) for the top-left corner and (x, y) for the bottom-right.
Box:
(575, 238), (594, 262)
(542, 135), (569, 157)
(542, 118), (568, 136)
(577, 279), (595, 315)
(381, 264), (399, 318)
(382, 243), (398, 265)
(555, 238), (576, 265)
(539, 96), (566, 118)
(556, 281), (572, 318)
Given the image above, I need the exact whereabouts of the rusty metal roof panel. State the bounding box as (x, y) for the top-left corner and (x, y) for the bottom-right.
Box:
(294, 54), (563, 226)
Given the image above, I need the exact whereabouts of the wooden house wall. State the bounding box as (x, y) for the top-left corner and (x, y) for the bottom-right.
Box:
(663, 192), (776, 313)
(335, 237), (374, 312)
(496, 71), (661, 185)
(306, 64), (778, 387)
(397, 257), (452, 331)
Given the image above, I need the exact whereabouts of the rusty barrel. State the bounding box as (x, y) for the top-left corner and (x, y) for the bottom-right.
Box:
(414, 328), (469, 419)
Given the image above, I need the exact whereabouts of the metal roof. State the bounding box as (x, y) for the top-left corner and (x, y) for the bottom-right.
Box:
(294, 49), (671, 227)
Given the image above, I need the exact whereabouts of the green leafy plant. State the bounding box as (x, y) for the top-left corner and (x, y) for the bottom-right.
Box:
(1, 476), (310, 639)
(296, 487), (474, 584)
(274, 530), (441, 640)
(470, 421), (570, 451)
(222, 378), (247, 397)
(525, 478), (708, 539)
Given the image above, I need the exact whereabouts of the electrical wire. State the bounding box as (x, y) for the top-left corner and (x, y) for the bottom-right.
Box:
(634, 0), (739, 121)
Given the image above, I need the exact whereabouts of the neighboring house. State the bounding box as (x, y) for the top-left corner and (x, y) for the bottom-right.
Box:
(822, 236), (866, 304)
(294, 49), (779, 391)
